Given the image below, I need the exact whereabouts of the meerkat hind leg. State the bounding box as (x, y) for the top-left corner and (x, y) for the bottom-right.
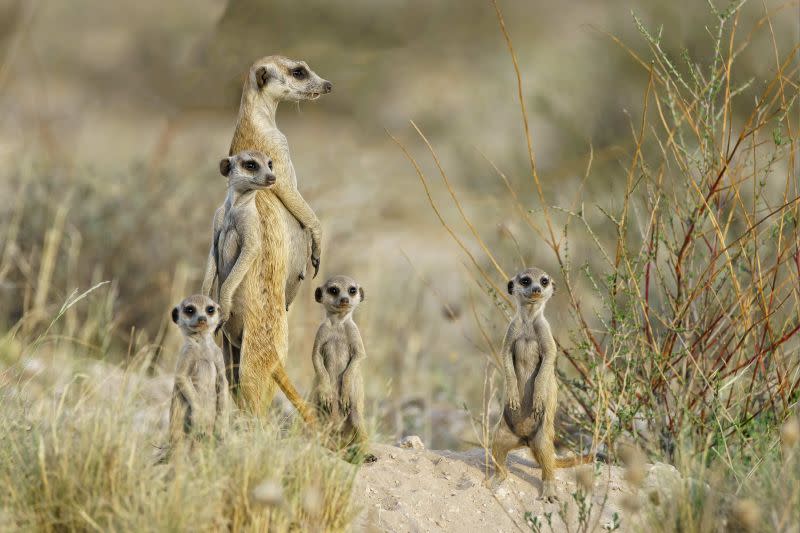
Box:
(346, 410), (377, 464)
(485, 422), (524, 488)
(531, 429), (558, 502)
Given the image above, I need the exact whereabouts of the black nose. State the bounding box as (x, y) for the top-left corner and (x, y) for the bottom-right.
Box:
(340, 297), (349, 305)
(323, 81), (332, 93)
(532, 287), (541, 294)
(197, 316), (207, 323)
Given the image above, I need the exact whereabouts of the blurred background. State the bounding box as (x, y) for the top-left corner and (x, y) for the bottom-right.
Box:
(0, 0), (797, 448)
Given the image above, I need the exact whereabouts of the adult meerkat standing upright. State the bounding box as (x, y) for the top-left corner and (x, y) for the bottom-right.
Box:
(223, 56), (331, 415)
(488, 267), (593, 502)
(167, 295), (229, 455)
(311, 276), (375, 461)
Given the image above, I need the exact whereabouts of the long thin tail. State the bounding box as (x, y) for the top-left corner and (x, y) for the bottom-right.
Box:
(555, 453), (595, 468)
(271, 364), (317, 428)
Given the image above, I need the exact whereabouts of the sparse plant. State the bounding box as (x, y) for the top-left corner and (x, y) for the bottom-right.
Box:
(400, 0), (799, 531)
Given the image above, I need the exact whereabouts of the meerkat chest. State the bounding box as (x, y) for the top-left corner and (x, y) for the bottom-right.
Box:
(321, 329), (351, 377)
(512, 332), (542, 379)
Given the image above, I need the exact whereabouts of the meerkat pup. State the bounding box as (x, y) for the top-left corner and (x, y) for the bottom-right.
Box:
(488, 267), (593, 502)
(168, 294), (229, 454)
(311, 276), (375, 462)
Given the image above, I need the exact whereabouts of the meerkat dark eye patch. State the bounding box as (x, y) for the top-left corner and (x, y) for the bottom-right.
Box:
(348, 287), (357, 296)
(219, 158), (231, 177)
(267, 160), (273, 171)
(291, 66), (308, 80)
(328, 286), (339, 296)
(206, 306), (215, 315)
(540, 277), (549, 286)
(243, 160), (260, 172)
(184, 305), (195, 315)
(520, 277), (531, 287)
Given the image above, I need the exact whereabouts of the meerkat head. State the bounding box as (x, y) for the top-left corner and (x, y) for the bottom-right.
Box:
(507, 267), (555, 313)
(220, 150), (276, 193)
(171, 294), (221, 336)
(315, 275), (364, 317)
(247, 55), (332, 103)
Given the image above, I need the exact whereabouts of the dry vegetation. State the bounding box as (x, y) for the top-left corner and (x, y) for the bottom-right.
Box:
(0, 0), (798, 531)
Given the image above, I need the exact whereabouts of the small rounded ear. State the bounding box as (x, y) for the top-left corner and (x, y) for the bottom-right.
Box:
(219, 158), (231, 177)
(551, 281), (557, 293)
(171, 306), (179, 324)
(314, 287), (323, 303)
(507, 280), (514, 295)
(255, 66), (270, 88)
(359, 287), (365, 302)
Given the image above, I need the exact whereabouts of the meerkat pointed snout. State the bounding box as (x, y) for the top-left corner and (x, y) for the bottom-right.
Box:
(220, 150), (276, 190)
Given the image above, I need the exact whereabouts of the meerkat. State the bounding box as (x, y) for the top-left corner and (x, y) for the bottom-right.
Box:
(311, 276), (375, 462)
(222, 55), (332, 416)
(488, 267), (593, 502)
(201, 150), (316, 426)
(167, 294), (229, 455)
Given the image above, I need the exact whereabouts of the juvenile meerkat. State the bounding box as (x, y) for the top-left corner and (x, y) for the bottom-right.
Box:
(168, 294), (229, 453)
(488, 268), (593, 502)
(202, 150), (315, 425)
(311, 276), (375, 461)
(224, 56), (331, 415)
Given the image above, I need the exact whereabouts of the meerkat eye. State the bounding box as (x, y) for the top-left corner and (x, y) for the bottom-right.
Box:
(184, 305), (195, 315)
(243, 160), (260, 172)
(348, 287), (357, 296)
(206, 306), (215, 315)
(540, 277), (549, 286)
(328, 287), (339, 296)
(291, 67), (308, 80)
(267, 160), (273, 171)
(520, 277), (531, 287)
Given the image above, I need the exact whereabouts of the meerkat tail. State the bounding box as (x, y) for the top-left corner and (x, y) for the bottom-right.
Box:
(554, 453), (595, 468)
(270, 364), (317, 427)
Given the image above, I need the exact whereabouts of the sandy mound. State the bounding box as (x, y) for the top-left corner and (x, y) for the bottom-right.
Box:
(352, 442), (679, 532)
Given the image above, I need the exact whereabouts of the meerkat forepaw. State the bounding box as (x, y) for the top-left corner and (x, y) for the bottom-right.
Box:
(340, 395), (351, 413)
(507, 396), (521, 411)
(319, 390), (334, 410)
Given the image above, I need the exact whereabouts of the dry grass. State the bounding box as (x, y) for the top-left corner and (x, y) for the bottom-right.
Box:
(0, 340), (359, 532)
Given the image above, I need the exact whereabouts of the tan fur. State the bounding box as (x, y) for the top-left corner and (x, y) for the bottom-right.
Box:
(224, 55), (331, 421)
(487, 268), (594, 502)
(167, 295), (229, 458)
(310, 276), (374, 461)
